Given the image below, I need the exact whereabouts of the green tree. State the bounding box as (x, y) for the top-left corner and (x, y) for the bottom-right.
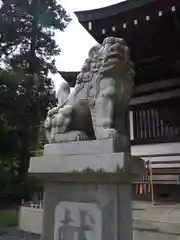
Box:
(0, 70), (56, 200)
(0, 0), (71, 76)
(0, 0), (71, 200)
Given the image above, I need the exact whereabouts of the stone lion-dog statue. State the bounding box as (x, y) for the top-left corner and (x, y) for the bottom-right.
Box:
(44, 37), (135, 143)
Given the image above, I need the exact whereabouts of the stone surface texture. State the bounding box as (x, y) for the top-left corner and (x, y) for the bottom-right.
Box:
(29, 140), (143, 177)
(44, 36), (135, 143)
(43, 137), (129, 155)
(54, 202), (102, 240)
(42, 183), (132, 240)
(29, 140), (143, 240)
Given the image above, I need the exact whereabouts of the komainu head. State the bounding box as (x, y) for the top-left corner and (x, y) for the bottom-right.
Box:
(98, 37), (132, 72)
(76, 36), (135, 87)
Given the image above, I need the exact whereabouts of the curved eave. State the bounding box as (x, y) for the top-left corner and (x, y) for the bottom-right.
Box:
(59, 71), (79, 79)
(59, 71), (79, 87)
(74, 0), (157, 22)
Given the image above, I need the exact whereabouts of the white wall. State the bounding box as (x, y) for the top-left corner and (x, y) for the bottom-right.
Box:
(19, 207), (43, 235)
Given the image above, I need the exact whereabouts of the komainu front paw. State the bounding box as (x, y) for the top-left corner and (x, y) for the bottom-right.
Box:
(75, 131), (89, 141)
(95, 127), (119, 139)
(105, 128), (118, 139)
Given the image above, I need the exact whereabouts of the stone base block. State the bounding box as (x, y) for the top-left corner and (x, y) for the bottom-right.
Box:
(30, 152), (142, 175)
(44, 138), (130, 156)
(43, 183), (132, 240)
(30, 142), (144, 179)
(29, 141), (143, 240)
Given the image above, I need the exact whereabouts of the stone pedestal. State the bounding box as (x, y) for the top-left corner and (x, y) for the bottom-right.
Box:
(29, 140), (143, 240)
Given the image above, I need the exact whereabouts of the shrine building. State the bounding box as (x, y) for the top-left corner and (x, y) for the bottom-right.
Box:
(60, 0), (180, 201)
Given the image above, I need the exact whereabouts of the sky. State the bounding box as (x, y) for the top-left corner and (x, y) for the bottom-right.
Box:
(51, 0), (125, 91)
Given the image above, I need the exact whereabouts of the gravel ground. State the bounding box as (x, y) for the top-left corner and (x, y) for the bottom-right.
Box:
(0, 229), (41, 240)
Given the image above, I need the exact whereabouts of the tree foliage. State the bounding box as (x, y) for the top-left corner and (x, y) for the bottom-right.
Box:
(0, 0), (71, 76)
(0, 0), (71, 201)
(0, 70), (56, 200)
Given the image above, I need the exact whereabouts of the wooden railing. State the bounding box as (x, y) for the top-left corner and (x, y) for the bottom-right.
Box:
(130, 98), (180, 145)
